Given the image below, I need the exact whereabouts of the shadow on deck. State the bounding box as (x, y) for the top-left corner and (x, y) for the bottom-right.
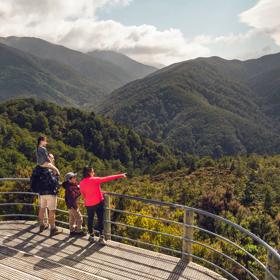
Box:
(0, 221), (226, 280)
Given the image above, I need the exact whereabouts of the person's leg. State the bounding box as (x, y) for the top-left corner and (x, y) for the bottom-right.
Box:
(71, 208), (85, 237)
(38, 195), (48, 232)
(38, 208), (46, 224)
(95, 201), (106, 244)
(68, 208), (75, 232)
(47, 195), (60, 236)
(48, 210), (56, 228)
(47, 195), (57, 228)
(74, 208), (83, 232)
(95, 201), (105, 236)
(86, 206), (95, 235)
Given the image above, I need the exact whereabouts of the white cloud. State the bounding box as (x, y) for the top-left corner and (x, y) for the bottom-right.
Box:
(191, 0), (280, 61)
(194, 29), (260, 46)
(0, 0), (278, 65)
(59, 21), (210, 65)
(0, 0), (131, 41)
(0, 0), (210, 65)
(240, 0), (280, 45)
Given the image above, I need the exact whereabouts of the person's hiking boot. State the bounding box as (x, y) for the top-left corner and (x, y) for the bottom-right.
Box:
(88, 233), (95, 243)
(50, 227), (61, 237)
(98, 235), (106, 245)
(39, 224), (49, 233)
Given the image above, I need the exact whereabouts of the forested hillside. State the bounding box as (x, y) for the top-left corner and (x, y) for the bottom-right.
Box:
(0, 99), (182, 177)
(2, 37), (280, 159)
(87, 50), (156, 79)
(99, 53), (280, 157)
(0, 43), (104, 106)
(1, 36), (156, 95)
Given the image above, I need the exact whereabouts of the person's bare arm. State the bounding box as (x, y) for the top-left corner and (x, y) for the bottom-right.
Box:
(40, 162), (60, 175)
(96, 173), (126, 183)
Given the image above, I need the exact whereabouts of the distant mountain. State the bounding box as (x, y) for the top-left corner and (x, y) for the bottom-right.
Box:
(98, 53), (280, 157)
(87, 50), (156, 79)
(1, 37), (156, 95)
(0, 43), (105, 106)
(243, 54), (280, 122)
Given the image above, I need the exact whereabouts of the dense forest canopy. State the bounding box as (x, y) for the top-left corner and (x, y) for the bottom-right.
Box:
(1, 152), (280, 279)
(0, 98), (186, 177)
(0, 99), (279, 279)
(108, 155), (280, 279)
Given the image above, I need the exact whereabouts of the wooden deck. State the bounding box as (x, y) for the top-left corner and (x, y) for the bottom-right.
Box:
(0, 221), (226, 280)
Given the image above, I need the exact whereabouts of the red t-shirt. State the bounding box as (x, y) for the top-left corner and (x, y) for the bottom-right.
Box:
(79, 175), (124, 206)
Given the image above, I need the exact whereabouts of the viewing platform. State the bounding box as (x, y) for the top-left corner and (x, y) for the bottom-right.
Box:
(0, 178), (279, 280)
(0, 221), (225, 280)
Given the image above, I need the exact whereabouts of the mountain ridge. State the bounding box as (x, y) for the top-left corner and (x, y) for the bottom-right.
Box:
(0, 42), (104, 106)
(0, 36), (157, 95)
(98, 52), (280, 156)
(1, 36), (280, 157)
(87, 50), (156, 79)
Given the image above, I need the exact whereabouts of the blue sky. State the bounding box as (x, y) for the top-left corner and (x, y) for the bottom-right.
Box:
(97, 0), (280, 64)
(96, 0), (280, 65)
(98, 0), (256, 38)
(0, 0), (279, 66)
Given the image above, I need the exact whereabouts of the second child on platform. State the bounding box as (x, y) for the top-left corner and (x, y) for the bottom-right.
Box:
(62, 172), (86, 237)
(80, 167), (126, 244)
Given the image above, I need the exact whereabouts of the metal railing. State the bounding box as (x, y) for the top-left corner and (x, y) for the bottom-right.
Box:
(0, 178), (279, 280)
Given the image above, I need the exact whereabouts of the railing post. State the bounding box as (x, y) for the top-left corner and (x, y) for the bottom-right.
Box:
(266, 250), (280, 280)
(182, 209), (194, 263)
(104, 194), (111, 240)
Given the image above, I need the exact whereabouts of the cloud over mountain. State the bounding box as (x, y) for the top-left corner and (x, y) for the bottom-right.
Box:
(240, 0), (280, 45)
(0, 0), (279, 65)
(0, 0), (210, 65)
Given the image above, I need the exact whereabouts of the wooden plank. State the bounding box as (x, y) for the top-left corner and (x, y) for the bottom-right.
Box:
(0, 221), (226, 280)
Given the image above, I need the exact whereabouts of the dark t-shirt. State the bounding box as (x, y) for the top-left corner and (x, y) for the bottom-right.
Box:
(36, 146), (50, 165)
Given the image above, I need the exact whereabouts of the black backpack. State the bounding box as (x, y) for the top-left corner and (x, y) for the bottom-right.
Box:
(30, 166), (59, 195)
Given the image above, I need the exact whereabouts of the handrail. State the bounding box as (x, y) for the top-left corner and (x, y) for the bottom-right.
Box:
(0, 203), (38, 207)
(106, 192), (280, 262)
(107, 220), (259, 280)
(0, 178), (279, 280)
(105, 192), (279, 280)
(0, 178), (30, 182)
(108, 233), (239, 280)
(108, 207), (272, 273)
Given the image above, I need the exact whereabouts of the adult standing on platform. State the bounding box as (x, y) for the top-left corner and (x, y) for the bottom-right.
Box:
(33, 136), (60, 236)
(80, 167), (126, 244)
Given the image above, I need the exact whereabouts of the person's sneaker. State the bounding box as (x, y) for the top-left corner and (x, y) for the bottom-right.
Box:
(88, 234), (95, 243)
(50, 227), (61, 237)
(39, 224), (49, 233)
(76, 231), (87, 237)
(69, 231), (77, 237)
(98, 235), (106, 245)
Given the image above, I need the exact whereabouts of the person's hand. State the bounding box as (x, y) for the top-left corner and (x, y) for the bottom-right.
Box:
(122, 173), (127, 178)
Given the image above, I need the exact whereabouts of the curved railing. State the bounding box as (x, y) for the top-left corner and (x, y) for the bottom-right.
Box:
(0, 178), (279, 280)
